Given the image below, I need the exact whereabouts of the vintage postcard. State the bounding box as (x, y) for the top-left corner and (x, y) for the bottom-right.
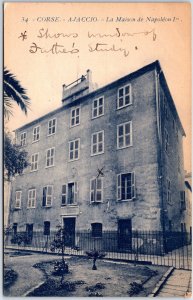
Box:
(3, 2), (191, 297)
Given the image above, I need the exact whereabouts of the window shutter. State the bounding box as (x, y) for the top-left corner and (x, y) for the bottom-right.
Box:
(96, 178), (102, 202)
(74, 182), (78, 203)
(131, 172), (135, 199)
(90, 179), (96, 202)
(62, 184), (67, 205)
(42, 187), (47, 206)
(32, 190), (36, 207)
(46, 186), (52, 206)
(117, 174), (121, 200)
(28, 191), (31, 207)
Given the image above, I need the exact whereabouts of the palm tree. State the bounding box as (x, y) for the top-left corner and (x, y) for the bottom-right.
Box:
(4, 68), (30, 118)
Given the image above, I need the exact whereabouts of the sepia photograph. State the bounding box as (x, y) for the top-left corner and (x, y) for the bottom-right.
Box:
(3, 2), (192, 297)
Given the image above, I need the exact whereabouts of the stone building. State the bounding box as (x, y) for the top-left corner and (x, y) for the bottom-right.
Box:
(7, 61), (187, 249)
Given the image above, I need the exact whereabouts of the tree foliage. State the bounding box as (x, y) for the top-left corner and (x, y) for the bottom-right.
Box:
(4, 132), (30, 181)
(4, 68), (30, 119)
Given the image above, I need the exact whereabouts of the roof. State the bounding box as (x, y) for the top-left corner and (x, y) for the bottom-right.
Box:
(15, 60), (185, 136)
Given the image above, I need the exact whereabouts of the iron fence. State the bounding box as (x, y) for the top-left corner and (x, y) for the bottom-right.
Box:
(4, 230), (192, 270)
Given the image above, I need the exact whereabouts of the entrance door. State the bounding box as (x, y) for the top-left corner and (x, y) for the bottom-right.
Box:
(26, 224), (33, 244)
(63, 218), (76, 247)
(13, 223), (17, 237)
(118, 219), (132, 251)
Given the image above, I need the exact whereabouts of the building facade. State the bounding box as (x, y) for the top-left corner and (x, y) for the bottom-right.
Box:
(7, 61), (186, 248)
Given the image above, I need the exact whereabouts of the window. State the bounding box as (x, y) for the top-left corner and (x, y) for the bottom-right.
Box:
(48, 118), (56, 135)
(91, 130), (104, 156)
(61, 182), (78, 206)
(91, 223), (102, 237)
(165, 128), (169, 153)
(117, 84), (132, 109)
(42, 186), (53, 207)
(180, 191), (186, 210)
(20, 132), (27, 146)
(46, 148), (55, 167)
(31, 153), (39, 171)
(27, 189), (36, 208)
(69, 139), (80, 161)
(167, 179), (172, 204)
(117, 121), (132, 149)
(15, 191), (22, 208)
(44, 221), (50, 235)
(90, 177), (103, 203)
(33, 125), (40, 142)
(117, 173), (135, 201)
(92, 96), (104, 119)
(71, 107), (80, 127)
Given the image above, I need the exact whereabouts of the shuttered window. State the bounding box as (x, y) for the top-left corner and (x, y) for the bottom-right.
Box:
(27, 189), (36, 208)
(90, 177), (103, 203)
(31, 153), (39, 171)
(48, 118), (56, 135)
(117, 121), (132, 149)
(46, 148), (55, 167)
(61, 182), (78, 206)
(117, 173), (135, 201)
(42, 186), (53, 207)
(15, 191), (22, 208)
(20, 132), (27, 146)
(117, 84), (132, 109)
(92, 96), (104, 119)
(71, 107), (80, 127)
(33, 126), (40, 142)
(91, 131), (104, 156)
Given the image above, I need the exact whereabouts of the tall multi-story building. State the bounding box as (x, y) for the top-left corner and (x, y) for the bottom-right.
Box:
(7, 61), (186, 250)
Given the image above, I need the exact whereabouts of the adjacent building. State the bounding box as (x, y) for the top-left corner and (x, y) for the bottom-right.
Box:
(7, 61), (187, 251)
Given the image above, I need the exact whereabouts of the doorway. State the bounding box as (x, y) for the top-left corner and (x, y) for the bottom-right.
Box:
(63, 217), (76, 247)
(118, 219), (132, 250)
(26, 224), (33, 244)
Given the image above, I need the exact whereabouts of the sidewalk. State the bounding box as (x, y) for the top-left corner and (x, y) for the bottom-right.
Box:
(4, 251), (64, 296)
(156, 269), (192, 297)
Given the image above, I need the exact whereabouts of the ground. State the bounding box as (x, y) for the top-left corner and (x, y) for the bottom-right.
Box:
(4, 250), (169, 297)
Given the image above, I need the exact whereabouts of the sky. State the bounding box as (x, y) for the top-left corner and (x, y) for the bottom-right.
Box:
(4, 2), (191, 172)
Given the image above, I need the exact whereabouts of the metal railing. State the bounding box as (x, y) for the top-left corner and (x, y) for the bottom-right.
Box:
(4, 230), (192, 270)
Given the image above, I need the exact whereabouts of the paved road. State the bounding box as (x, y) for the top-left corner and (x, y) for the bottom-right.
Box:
(156, 269), (192, 297)
(4, 251), (61, 297)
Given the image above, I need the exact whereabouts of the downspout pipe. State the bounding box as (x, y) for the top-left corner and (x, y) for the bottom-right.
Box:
(155, 68), (167, 253)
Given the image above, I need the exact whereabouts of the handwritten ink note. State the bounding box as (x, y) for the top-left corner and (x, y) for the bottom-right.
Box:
(17, 14), (181, 57)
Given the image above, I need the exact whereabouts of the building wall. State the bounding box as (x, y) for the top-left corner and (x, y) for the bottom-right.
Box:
(8, 65), (185, 236)
(159, 83), (185, 232)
